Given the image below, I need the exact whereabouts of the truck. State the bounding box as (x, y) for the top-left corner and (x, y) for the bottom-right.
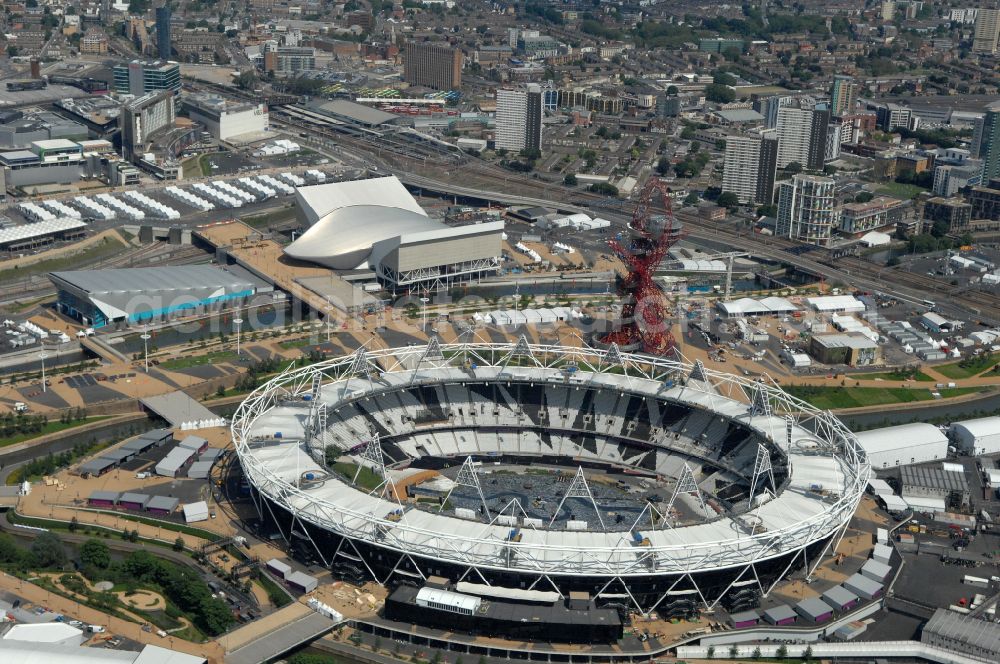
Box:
(12, 402), (27, 413)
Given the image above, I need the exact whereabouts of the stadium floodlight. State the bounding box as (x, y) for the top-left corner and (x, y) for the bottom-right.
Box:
(549, 466), (606, 530)
(439, 456), (491, 518)
(748, 443), (775, 505)
(354, 433), (388, 485)
(666, 463), (706, 516)
(689, 359), (707, 383)
(749, 380), (772, 416)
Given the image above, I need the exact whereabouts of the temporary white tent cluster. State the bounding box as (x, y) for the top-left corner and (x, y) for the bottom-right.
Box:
(515, 242), (542, 262)
(165, 186), (215, 211)
(73, 195), (115, 220)
(179, 417), (226, 430)
(192, 182), (243, 208)
(123, 190), (180, 220)
(716, 296), (798, 318)
(475, 307), (580, 327)
(259, 174), (295, 194)
(96, 193), (145, 220)
(538, 212), (611, 231)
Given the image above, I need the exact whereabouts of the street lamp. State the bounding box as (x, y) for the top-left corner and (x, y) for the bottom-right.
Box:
(324, 306), (332, 343)
(233, 314), (244, 356)
(140, 325), (151, 373)
(38, 351), (48, 393)
(420, 297), (430, 332)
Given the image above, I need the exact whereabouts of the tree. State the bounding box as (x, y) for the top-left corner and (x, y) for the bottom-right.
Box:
(855, 191), (874, 203)
(804, 645), (813, 662)
(751, 646), (762, 660)
(823, 164), (838, 175)
(666, 85), (678, 95)
(80, 539), (111, 569)
(30, 531), (68, 569)
(728, 645), (739, 658)
(589, 182), (619, 196)
(199, 596), (236, 634)
(706, 645), (715, 659)
(784, 161), (803, 175)
(715, 139), (727, 151)
(683, 192), (701, 206)
(519, 147), (541, 161)
(69, 517), (79, 533)
(717, 192), (740, 209)
(704, 83), (736, 103)
(756, 203), (777, 217)
(713, 71), (737, 86)
(563, 174), (578, 186)
(173, 536), (185, 552)
(775, 644), (788, 658)
(656, 156), (671, 175)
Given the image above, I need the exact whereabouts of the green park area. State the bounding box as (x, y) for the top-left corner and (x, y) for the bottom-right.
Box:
(785, 385), (983, 410)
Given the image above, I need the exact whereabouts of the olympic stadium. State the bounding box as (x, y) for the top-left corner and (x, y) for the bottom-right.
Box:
(232, 340), (870, 616)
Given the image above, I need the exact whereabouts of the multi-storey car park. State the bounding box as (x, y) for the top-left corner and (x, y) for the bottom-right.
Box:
(232, 341), (869, 615)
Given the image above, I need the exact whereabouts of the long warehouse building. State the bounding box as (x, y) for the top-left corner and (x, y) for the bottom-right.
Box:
(853, 422), (949, 469)
(950, 417), (1000, 456)
(49, 265), (265, 329)
(284, 175), (503, 292)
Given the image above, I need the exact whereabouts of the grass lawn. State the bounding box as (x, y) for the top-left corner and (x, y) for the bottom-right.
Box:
(877, 182), (928, 200)
(0, 416), (112, 449)
(851, 369), (935, 382)
(180, 155), (204, 177)
(785, 385), (983, 410)
(331, 461), (383, 491)
(933, 354), (999, 380)
(0, 235), (124, 286)
(278, 337), (311, 350)
(242, 206), (298, 229)
(159, 349), (238, 370)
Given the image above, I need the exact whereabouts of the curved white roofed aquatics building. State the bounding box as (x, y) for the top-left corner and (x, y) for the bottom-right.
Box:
(232, 341), (869, 613)
(284, 176), (503, 290)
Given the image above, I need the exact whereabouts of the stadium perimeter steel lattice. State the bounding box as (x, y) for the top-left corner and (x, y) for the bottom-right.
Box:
(232, 339), (870, 613)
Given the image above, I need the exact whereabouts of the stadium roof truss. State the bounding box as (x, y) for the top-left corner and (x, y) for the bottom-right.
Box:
(233, 339), (869, 612)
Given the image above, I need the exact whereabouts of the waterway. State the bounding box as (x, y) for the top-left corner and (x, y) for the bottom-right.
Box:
(840, 391), (1000, 431)
(110, 303), (293, 356)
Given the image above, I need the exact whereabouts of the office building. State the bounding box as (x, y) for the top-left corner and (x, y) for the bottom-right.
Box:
(776, 106), (829, 170)
(113, 60), (181, 96)
(183, 94), (268, 140)
(403, 41), (462, 91)
(262, 44), (316, 74)
(973, 103), (1000, 184)
(121, 91), (176, 161)
(721, 130), (778, 205)
(876, 103), (918, 132)
(932, 162), (982, 197)
(830, 76), (858, 118)
(776, 174), (836, 246)
(495, 85), (543, 153)
(972, 8), (1000, 54)
(155, 5), (171, 60)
